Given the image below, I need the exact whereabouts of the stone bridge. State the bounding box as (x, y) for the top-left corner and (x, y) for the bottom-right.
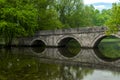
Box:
(19, 27), (120, 48)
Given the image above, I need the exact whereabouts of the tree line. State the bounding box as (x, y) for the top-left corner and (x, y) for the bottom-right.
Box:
(0, 0), (120, 46)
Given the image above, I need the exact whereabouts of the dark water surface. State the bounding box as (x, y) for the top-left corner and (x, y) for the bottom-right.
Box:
(0, 47), (120, 80)
(1, 37), (120, 80)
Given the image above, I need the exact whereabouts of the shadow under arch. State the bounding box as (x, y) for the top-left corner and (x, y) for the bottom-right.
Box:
(57, 36), (81, 58)
(58, 37), (81, 47)
(30, 39), (46, 47)
(29, 39), (46, 55)
(92, 34), (120, 48)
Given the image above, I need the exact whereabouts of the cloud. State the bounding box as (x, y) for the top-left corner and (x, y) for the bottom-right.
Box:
(94, 5), (106, 10)
(84, 0), (120, 10)
(94, 5), (105, 10)
(93, 3), (112, 10)
(84, 0), (119, 4)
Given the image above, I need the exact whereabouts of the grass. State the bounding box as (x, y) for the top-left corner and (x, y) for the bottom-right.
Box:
(101, 38), (120, 42)
(98, 38), (120, 59)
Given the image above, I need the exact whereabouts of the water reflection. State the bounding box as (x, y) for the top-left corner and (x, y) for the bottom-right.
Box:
(28, 47), (120, 65)
(31, 47), (45, 54)
(0, 49), (93, 80)
(58, 65), (93, 80)
(58, 47), (80, 58)
(1, 48), (120, 80)
(83, 70), (120, 80)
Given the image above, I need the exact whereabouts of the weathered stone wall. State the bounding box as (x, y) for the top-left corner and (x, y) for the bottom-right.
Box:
(18, 27), (120, 48)
(35, 27), (106, 36)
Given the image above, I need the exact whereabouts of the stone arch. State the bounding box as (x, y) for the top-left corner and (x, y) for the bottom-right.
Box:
(30, 38), (47, 47)
(57, 35), (81, 47)
(91, 33), (120, 47)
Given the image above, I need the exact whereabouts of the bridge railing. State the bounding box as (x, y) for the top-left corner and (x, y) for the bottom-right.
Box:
(35, 27), (107, 36)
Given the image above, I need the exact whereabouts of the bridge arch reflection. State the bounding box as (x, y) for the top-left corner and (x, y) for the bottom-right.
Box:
(58, 47), (81, 58)
(29, 47), (46, 56)
(27, 47), (120, 67)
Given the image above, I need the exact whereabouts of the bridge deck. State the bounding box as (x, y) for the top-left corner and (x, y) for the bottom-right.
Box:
(35, 27), (107, 36)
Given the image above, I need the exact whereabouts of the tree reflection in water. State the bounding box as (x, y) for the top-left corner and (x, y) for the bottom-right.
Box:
(0, 48), (93, 80)
(59, 65), (93, 80)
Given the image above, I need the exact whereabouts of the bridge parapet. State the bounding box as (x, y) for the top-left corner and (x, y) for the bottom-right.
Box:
(35, 27), (107, 36)
(19, 26), (112, 47)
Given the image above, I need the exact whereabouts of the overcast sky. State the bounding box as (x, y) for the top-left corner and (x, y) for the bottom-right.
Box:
(84, 0), (119, 4)
(84, 0), (120, 10)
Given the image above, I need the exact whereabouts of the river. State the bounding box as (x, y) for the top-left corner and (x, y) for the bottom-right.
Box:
(0, 47), (120, 80)
(0, 38), (120, 80)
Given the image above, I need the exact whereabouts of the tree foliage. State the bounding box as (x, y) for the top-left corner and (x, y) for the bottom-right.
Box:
(106, 3), (120, 33)
(0, 0), (62, 46)
(0, 0), (38, 46)
(0, 0), (120, 46)
(35, 0), (62, 30)
(54, 0), (85, 28)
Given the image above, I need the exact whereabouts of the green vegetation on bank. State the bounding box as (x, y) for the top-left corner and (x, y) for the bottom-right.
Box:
(0, 0), (120, 46)
(101, 36), (120, 42)
(98, 36), (120, 59)
(106, 3), (120, 33)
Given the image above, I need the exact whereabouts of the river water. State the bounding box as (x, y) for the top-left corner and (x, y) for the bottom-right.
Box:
(0, 44), (120, 80)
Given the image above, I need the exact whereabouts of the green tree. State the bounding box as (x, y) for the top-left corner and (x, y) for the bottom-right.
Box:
(35, 0), (62, 30)
(54, 0), (85, 28)
(82, 5), (95, 27)
(106, 3), (120, 33)
(92, 9), (111, 26)
(0, 0), (38, 46)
